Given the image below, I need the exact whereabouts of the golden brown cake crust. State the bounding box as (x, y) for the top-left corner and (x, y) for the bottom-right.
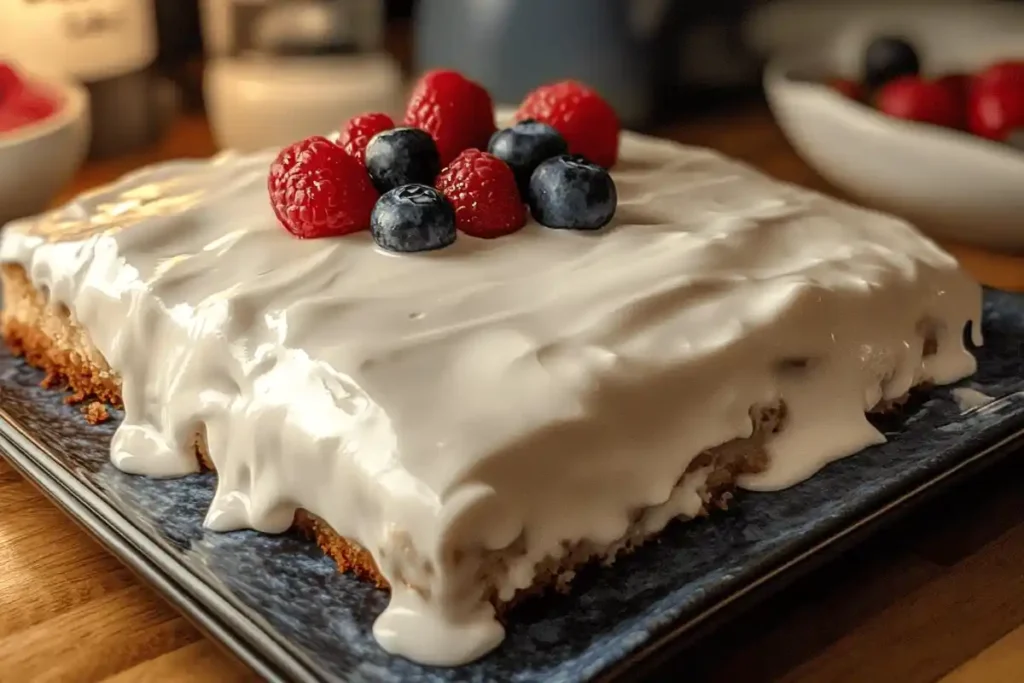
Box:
(2, 266), (122, 406)
(2, 261), (779, 607)
(1, 263), (389, 584)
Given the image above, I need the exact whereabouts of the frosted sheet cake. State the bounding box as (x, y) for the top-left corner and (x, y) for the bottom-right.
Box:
(0, 84), (981, 666)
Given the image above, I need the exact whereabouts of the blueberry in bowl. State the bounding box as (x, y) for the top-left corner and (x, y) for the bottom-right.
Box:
(863, 36), (921, 89)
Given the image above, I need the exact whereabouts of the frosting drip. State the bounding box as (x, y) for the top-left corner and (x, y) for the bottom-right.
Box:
(0, 132), (982, 665)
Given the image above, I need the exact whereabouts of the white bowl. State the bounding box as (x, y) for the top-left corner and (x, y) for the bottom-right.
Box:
(0, 74), (90, 227)
(759, 2), (1024, 253)
(766, 60), (1024, 253)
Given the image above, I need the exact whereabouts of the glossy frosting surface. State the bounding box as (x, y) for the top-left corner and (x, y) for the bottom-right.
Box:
(0, 132), (982, 665)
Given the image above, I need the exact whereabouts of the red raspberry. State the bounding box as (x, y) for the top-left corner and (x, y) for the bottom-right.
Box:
(973, 61), (1024, 93)
(435, 149), (526, 238)
(338, 112), (394, 164)
(12, 89), (56, 120)
(968, 62), (1024, 141)
(404, 70), (496, 166)
(0, 88), (57, 132)
(514, 80), (620, 168)
(969, 83), (1024, 141)
(0, 63), (23, 103)
(268, 136), (378, 239)
(935, 73), (971, 103)
(876, 76), (964, 129)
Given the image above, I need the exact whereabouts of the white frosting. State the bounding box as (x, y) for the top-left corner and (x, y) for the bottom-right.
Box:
(0, 132), (982, 666)
(951, 387), (994, 411)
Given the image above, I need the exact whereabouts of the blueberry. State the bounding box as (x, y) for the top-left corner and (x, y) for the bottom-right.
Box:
(528, 155), (617, 231)
(864, 36), (920, 88)
(364, 128), (441, 193)
(370, 184), (456, 253)
(488, 119), (569, 198)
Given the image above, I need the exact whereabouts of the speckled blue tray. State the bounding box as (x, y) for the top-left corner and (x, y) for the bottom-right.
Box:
(2, 289), (1024, 683)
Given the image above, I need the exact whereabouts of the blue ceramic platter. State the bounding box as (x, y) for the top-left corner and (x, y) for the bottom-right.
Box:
(2, 288), (1024, 683)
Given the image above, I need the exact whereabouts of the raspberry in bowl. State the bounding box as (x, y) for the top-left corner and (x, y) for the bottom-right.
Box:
(0, 62), (90, 228)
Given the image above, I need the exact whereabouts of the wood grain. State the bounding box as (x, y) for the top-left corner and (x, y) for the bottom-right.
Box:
(1, 106), (1022, 682)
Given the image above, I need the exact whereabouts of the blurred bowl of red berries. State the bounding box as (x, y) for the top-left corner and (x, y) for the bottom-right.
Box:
(0, 62), (90, 228)
(766, 36), (1024, 252)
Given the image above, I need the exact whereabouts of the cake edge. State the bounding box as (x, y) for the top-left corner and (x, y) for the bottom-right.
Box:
(2, 261), (914, 615)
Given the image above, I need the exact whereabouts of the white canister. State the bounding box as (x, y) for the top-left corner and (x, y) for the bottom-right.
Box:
(0, 0), (157, 81)
(199, 0), (403, 152)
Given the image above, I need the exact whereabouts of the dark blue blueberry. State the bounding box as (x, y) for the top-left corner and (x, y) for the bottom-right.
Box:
(528, 155), (617, 231)
(364, 127), (441, 193)
(370, 184), (456, 253)
(864, 36), (920, 88)
(487, 119), (569, 198)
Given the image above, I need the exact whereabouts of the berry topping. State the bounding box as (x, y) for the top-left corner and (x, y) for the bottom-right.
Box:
(935, 73), (971, 102)
(876, 76), (964, 129)
(528, 155), (617, 231)
(969, 87), (1024, 142)
(968, 63), (1024, 141)
(973, 61), (1024, 92)
(487, 119), (568, 198)
(338, 112), (394, 164)
(268, 136), (378, 239)
(404, 69), (496, 166)
(364, 127), (442, 194)
(515, 80), (620, 168)
(0, 63), (59, 133)
(828, 78), (864, 101)
(0, 90), (58, 133)
(863, 36), (920, 89)
(371, 184), (457, 253)
(0, 63), (23, 104)
(436, 149), (527, 238)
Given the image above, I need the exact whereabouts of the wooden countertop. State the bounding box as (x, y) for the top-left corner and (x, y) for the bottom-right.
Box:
(2, 107), (1023, 682)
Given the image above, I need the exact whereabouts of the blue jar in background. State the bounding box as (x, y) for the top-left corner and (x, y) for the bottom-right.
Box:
(413, 0), (660, 128)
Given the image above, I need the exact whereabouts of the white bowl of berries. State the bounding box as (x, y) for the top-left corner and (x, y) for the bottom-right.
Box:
(0, 62), (90, 228)
(765, 34), (1024, 252)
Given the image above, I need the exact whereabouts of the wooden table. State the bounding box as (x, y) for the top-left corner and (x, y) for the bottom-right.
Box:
(1, 107), (1022, 682)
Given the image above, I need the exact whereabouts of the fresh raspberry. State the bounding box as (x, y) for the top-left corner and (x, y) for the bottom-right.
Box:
(0, 63), (23, 103)
(435, 149), (526, 238)
(12, 89), (57, 120)
(514, 80), (620, 168)
(935, 73), (971, 103)
(876, 76), (964, 129)
(338, 112), (394, 164)
(968, 62), (1024, 141)
(404, 70), (496, 166)
(268, 136), (379, 239)
(0, 111), (35, 134)
(969, 82), (1024, 141)
(973, 61), (1024, 93)
(0, 88), (57, 132)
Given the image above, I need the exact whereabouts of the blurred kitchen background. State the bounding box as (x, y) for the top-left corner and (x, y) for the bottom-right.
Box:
(1, 0), (1022, 158)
